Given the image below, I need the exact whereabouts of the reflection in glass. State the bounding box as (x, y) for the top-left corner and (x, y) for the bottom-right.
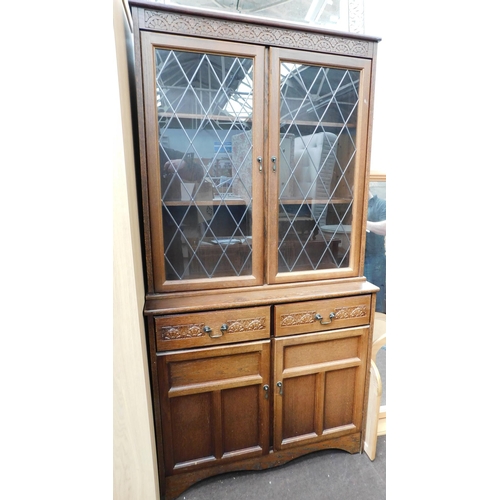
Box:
(366, 181), (386, 313)
(277, 62), (360, 273)
(154, 0), (348, 31)
(156, 49), (255, 281)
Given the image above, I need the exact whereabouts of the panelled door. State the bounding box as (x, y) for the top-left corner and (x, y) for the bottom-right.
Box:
(266, 47), (373, 284)
(273, 327), (369, 451)
(157, 341), (271, 474)
(141, 32), (266, 293)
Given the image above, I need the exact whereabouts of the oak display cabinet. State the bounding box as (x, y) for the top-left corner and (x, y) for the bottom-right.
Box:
(128, 2), (380, 498)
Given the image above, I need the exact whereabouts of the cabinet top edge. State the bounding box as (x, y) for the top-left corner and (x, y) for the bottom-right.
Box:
(144, 279), (379, 315)
(128, 0), (382, 44)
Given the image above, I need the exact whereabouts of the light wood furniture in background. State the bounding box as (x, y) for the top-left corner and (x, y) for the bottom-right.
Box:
(128, 2), (381, 498)
(363, 312), (386, 460)
(113, 1), (159, 498)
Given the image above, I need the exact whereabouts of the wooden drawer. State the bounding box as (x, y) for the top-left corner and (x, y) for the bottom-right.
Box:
(155, 306), (271, 351)
(274, 294), (371, 337)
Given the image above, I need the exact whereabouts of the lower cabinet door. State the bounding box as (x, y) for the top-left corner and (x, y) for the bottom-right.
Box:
(273, 326), (369, 450)
(157, 340), (271, 475)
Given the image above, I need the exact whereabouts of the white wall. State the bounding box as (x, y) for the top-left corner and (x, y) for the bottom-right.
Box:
(363, 2), (500, 499)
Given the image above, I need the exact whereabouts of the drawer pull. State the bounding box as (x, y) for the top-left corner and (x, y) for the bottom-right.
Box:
(203, 325), (223, 338)
(315, 312), (335, 325)
(277, 381), (283, 396)
(263, 384), (269, 399)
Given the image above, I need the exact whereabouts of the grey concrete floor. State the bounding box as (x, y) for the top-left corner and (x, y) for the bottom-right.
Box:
(176, 436), (386, 500)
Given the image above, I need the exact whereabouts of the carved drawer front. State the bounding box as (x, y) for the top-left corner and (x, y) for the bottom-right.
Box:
(274, 295), (371, 337)
(155, 306), (271, 351)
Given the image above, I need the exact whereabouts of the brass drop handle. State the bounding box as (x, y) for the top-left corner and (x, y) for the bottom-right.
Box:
(271, 156), (277, 172)
(277, 381), (283, 395)
(315, 312), (335, 325)
(257, 156), (263, 172)
(203, 325), (223, 338)
(263, 384), (269, 399)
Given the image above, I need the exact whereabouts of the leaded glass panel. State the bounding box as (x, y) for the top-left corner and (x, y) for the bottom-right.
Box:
(155, 48), (255, 281)
(277, 62), (360, 273)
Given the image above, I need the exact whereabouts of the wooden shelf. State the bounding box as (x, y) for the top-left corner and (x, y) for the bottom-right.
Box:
(158, 111), (251, 125)
(280, 198), (351, 204)
(279, 119), (356, 128)
(158, 113), (354, 130)
(164, 197), (247, 206)
(165, 197), (351, 207)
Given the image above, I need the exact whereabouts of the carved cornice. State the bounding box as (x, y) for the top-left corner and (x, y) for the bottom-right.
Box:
(141, 9), (372, 57)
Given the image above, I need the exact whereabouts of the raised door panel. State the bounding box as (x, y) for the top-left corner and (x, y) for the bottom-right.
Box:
(140, 31), (266, 293)
(273, 327), (368, 451)
(157, 341), (270, 475)
(266, 47), (373, 285)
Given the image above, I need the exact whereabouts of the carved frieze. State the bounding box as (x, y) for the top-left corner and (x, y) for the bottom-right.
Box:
(333, 305), (367, 319)
(161, 323), (205, 340)
(280, 305), (367, 327)
(281, 311), (317, 327)
(142, 9), (371, 57)
(160, 316), (265, 340)
(225, 317), (266, 333)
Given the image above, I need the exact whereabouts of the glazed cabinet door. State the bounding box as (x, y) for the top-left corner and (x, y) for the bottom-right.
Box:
(140, 32), (265, 293)
(157, 341), (270, 475)
(273, 327), (369, 451)
(267, 47), (373, 284)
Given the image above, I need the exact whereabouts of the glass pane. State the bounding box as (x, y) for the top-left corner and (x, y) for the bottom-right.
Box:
(159, 0), (350, 32)
(277, 62), (359, 273)
(156, 49), (254, 281)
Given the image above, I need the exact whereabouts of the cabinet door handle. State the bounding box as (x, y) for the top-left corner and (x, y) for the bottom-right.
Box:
(203, 325), (223, 338)
(271, 156), (277, 172)
(277, 381), (283, 395)
(263, 384), (269, 399)
(257, 156), (263, 172)
(314, 312), (335, 325)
